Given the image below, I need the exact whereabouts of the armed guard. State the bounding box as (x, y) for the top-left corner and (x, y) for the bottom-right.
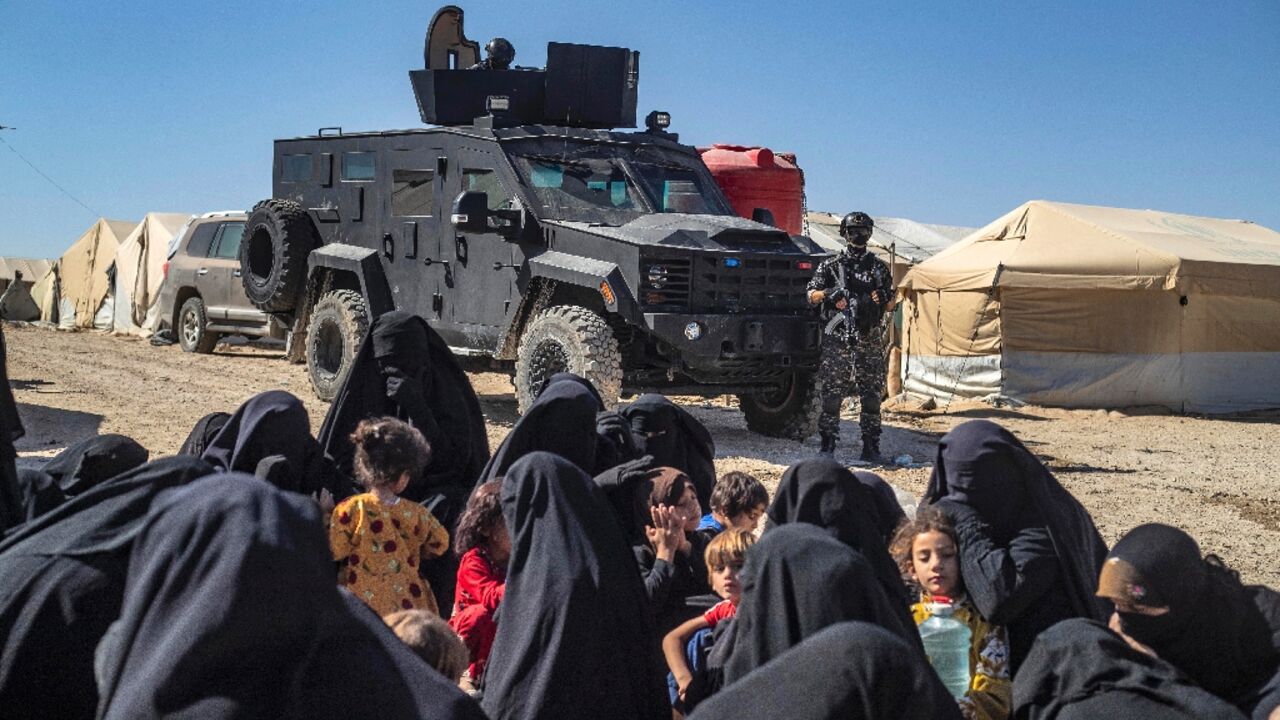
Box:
(806, 212), (894, 460)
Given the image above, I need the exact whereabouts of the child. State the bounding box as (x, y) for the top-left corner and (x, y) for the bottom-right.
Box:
(890, 505), (1011, 720)
(384, 609), (470, 685)
(330, 417), (449, 617)
(635, 467), (709, 634)
(448, 479), (509, 690)
(662, 528), (756, 712)
(695, 471), (768, 546)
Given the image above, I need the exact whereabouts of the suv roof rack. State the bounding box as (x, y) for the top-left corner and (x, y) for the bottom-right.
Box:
(199, 210), (247, 218)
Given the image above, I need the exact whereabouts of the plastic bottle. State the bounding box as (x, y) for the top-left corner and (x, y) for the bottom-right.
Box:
(918, 595), (972, 699)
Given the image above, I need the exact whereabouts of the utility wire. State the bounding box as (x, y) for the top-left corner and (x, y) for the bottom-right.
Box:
(0, 134), (101, 218)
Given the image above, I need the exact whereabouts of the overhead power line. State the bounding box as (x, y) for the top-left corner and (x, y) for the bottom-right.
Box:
(0, 132), (101, 218)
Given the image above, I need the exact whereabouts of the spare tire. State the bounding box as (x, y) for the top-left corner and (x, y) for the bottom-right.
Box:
(239, 199), (315, 313)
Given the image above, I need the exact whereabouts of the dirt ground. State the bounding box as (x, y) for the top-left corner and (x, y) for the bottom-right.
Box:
(8, 323), (1280, 587)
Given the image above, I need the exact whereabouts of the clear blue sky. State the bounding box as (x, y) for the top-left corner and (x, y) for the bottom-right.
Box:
(2, 1), (1277, 258)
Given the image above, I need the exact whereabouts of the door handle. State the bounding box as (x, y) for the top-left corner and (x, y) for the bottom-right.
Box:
(233, 270), (242, 278)
(197, 268), (209, 275)
(424, 258), (451, 267)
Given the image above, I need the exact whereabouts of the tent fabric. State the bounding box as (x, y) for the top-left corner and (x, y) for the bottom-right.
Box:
(807, 212), (973, 262)
(112, 213), (191, 336)
(52, 218), (136, 329)
(0, 258), (54, 322)
(899, 201), (1280, 413)
(30, 265), (58, 324)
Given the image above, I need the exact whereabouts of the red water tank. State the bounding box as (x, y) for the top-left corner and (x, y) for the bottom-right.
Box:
(698, 144), (805, 235)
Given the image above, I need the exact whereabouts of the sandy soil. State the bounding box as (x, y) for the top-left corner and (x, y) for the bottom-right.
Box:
(8, 323), (1280, 586)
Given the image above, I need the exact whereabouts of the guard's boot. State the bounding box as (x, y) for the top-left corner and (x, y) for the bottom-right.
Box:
(859, 434), (882, 463)
(819, 432), (837, 456)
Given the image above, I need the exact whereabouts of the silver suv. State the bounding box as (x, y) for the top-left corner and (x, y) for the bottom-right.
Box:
(156, 212), (287, 352)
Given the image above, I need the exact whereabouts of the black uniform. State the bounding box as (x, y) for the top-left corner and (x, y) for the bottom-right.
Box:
(805, 246), (893, 450)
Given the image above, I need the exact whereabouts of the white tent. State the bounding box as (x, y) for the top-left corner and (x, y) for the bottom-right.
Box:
(807, 212), (974, 283)
(0, 257), (54, 321)
(899, 200), (1280, 413)
(112, 213), (192, 336)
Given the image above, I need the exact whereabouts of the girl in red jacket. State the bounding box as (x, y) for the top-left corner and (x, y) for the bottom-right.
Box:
(448, 479), (509, 689)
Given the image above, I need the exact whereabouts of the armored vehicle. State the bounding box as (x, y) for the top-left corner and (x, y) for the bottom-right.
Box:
(239, 6), (829, 438)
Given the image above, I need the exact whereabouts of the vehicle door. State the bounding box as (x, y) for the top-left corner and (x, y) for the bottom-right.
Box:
(201, 221), (247, 320)
(443, 147), (519, 349)
(385, 147), (449, 333)
(211, 221), (265, 323)
(173, 222), (218, 312)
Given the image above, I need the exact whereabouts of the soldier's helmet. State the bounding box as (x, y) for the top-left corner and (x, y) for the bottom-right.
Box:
(485, 38), (516, 69)
(839, 211), (874, 240)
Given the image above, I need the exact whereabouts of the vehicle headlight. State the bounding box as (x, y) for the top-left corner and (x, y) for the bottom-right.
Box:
(646, 265), (668, 289)
(684, 322), (704, 341)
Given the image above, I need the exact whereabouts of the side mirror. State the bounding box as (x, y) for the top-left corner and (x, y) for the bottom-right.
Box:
(752, 207), (776, 227)
(451, 191), (490, 233)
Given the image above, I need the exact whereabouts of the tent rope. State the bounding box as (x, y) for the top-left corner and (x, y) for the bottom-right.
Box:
(941, 262), (1004, 414)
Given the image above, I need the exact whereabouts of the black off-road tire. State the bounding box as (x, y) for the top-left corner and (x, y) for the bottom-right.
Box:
(240, 199), (316, 313)
(738, 371), (821, 440)
(178, 296), (219, 354)
(514, 305), (622, 413)
(306, 290), (369, 401)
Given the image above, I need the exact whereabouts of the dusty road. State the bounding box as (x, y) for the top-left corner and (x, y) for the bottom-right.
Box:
(8, 323), (1280, 586)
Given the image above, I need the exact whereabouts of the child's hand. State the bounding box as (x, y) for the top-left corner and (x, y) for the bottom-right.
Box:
(316, 488), (335, 515)
(648, 505), (685, 562)
(675, 671), (693, 701)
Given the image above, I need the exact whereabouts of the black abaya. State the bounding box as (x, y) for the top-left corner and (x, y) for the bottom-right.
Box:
(14, 468), (64, 523)
(620, 394), (716, 509)
(852, 469), (907, 543)
(481, 452), (668, 720)
(202, 390), (343, 496)
(0, 324), (25, 531)
(177, 411), (231, 456)
(694, 621), (961, 720)
(1013, 618), (1247, 720)
(723, 523), (921, 684)
(923, 419), (1109, 672)
(481, 372), (604, 481)
(94, 472), (485, 720)
(0, 456), (214, 720)
(767, 457), (918, 640)
(43, 433), (149, 496)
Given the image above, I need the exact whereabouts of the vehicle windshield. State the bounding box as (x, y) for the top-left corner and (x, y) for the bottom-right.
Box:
(507, 140), (730, 225)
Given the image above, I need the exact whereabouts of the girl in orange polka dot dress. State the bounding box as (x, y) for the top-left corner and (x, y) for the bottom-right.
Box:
(330, 417), (450, 617)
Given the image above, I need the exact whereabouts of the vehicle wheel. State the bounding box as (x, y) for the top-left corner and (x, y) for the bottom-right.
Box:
(738, 371), (821, 440)
(240, 199), (316, 313)
(514, 305), (622, 413)
(306, 290), (369, 401)
(177, 297), (220, 354)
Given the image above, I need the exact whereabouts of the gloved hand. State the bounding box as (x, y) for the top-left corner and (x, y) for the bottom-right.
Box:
(596, 410), (640, 461)
(385, 374), (424, 403)
(828, 288), (849, 305)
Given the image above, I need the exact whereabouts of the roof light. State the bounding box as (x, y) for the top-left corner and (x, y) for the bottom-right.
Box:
(645, 110), (671, 132)
(486, 95), (511, 113)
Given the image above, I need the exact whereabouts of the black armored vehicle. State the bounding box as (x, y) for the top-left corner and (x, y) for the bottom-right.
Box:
(240, 6), (829, 437)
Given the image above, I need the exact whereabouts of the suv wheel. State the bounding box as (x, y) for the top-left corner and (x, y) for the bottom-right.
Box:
(178, 297), (219, 354)
(738, 371), (821, 440)
(306, 289), (369, 401)
(515, 305), (622, 413)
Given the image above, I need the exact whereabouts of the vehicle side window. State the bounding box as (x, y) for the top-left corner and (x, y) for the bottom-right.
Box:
(282, 154), (313, 183)
(342, 152), (376, 181)
(185, 223), (219, 258)
(463, 169), (508, 211)
(392, 169), (435, 217)
(210, 222), (246, 259)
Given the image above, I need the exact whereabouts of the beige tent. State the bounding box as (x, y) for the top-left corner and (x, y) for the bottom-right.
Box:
(112, 213), (192, 335)
(30, 264), (59, 323)
(899, 200), (1280, 413)
(0, 257), (54, 321)
(53, 218), (136, 329)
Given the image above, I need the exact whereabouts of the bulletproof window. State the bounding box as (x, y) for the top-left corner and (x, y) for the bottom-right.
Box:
(342, 152), (376, 181)
(281, 154), (313, 183)
(392, 169), (435, 217)
(463, 169), (508, 211)
(210, 222), (246, 259)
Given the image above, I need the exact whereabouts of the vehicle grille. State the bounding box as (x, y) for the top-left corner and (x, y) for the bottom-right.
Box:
(639, 256), (692, 310)
(694, 256), (811, 313)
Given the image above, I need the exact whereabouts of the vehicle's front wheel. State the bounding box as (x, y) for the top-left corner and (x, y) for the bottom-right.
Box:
(178, 297), (219, 354)
(514, 305), (622, 413)
(306, 289), (369, 401)
(738, 371), (821, 440)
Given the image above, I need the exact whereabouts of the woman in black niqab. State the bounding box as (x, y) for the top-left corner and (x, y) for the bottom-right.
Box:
(1013, 618), (1248, 720)
(0, 455), (214, 720)
(1095, 524), (1280, 718)
(319, 310), (489, 510)
(177, 411), (231, 456)
(43, 433), (149, 496)
(923, 419), (1109, 672)
(621, 394), (716, 509)
(852, 469), (907, 543)
(722, 523), (921, 684)
(94, 472), (485, 720)
(481, 452), (668, 720)
(203, 390), (341, 496)
(480, 372), (604, 482)
(695, 621), (962, 720)
(767, 457), (916, 633)
(14, 468), (65, 524)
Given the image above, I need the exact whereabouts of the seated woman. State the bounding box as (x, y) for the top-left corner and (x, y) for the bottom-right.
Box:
(922, 420), (1109, 673)
(1096, 523), (1280, 719)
